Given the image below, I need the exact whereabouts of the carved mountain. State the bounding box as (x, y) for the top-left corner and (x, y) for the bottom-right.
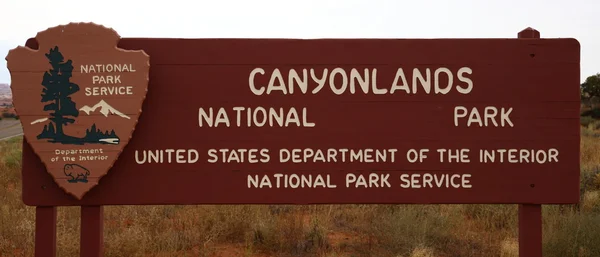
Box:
(79, 100), (130, 119)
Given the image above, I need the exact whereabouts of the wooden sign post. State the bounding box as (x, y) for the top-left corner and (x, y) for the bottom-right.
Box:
(6, 23), (580, 257)
(517, 27), (543, 257)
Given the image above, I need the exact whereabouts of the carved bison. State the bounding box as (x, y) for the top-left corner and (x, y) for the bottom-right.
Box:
(64, 164), (90, 183)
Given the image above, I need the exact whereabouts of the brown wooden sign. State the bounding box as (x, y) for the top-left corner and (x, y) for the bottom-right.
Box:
(11, 25), (580, 206)
(6, 23), (150, 200)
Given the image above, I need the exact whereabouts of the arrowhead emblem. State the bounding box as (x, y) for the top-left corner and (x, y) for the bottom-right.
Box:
(6, 23), (150, 200)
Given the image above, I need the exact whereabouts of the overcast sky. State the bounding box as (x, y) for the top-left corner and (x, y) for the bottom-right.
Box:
(1, 0), (598, 83)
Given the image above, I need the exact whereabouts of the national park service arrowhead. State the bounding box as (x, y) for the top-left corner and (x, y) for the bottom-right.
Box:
(6, 23), (150, 200)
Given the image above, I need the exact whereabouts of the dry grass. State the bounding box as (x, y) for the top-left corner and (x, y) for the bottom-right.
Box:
(1, 115), (600, 256)
(408, 246), (436, 257)
(499, 238), (518, 257)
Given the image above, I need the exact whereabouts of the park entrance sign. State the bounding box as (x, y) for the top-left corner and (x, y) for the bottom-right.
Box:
(8, 23), (580, 206)
(6, 23), (581, 257)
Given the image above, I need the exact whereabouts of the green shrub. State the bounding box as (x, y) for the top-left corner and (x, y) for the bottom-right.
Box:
(1, 112), (16, 119)
(581, 116), (596, 127)
(581, 167), (600, 194)
(581, 108), (600, 119)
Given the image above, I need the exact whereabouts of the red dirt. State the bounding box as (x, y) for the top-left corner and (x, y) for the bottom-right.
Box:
(0, 107), (15, 115)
